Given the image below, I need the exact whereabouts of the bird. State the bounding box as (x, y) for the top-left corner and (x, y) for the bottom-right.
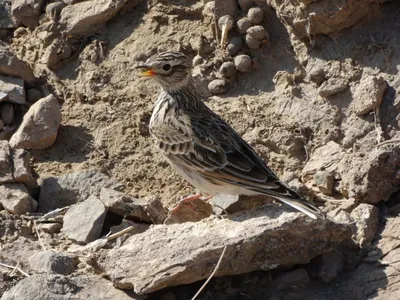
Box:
(135, 51), (324, 219)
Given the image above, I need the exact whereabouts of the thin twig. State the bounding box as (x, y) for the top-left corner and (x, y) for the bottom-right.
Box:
(106, 226), (135, 241)
(376, 138), (400, 147)
(34, 221), (47, 251)
(191, 246), (227, 300)
(38, 206), (70, 222)
(0, 262), (30, 277)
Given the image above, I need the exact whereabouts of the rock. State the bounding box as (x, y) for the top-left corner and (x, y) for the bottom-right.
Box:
(310, 250), (344, 282)
(104, 204), (351, 294)
(350, 204), (379, 247)
(0, 75), (25, 104)
(226, 37), (243, 56)
(237, 18), (252, 34)
(208, 78), (229, 95)
(1, 274), (142, 300)
(238, 0), (254, 12)
(62, 195), (107, 244)
(99, 188), (168, 223)
(0, 42), (36, 83)
(29, 251), (75, 275)
(339, 145), (400, 204)
(302, 141), (345, 182)
(209, 194), (240, 214)
(142, 195), (169, 224)
(26, 88), (42, 103)
(273, 268), (311, 290)
(318, 78), (348, 97)
(192, 54), (203, 66)
(248, 7), (263, 24)
(353, 76), (387, 116)
(0, 2), (17, 29)
(234, 54), (252, 72)
(11, 148), (35, 185)
(9, 94), (61, 150)
(38, 169), (124, 212)
(247, 25), (268, 40)
(245, 33), (261, 49)
(0, 183), (37, 215)
(11, 0), (43, 28)
(39, 222), (62, 234)
(0, 102), (14, 125)
(45, 1), (66, 19)
(0, 140), (13, 183)
(59, 0), (129, 36)
(219, 61), (236, 78)
(313, 171), (334, 196)
(309, 67), (326, 85)
(214, 0), (237, 19)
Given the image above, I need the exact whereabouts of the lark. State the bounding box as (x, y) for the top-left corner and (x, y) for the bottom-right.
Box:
(136, 51), (324, 219)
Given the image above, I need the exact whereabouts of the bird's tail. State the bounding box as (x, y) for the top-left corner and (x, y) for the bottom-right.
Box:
(274, 196), (325, 220)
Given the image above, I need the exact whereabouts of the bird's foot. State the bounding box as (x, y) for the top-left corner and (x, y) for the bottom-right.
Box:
(169, 194), (213, 213)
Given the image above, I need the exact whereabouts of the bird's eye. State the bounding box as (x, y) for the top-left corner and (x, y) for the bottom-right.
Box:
(162, 64), (171, 71)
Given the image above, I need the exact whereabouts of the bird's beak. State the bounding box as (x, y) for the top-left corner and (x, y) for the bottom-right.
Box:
(135, 64), (156, 77)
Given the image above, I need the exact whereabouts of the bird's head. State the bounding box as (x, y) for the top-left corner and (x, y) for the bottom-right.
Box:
(135, 51), (192, 92)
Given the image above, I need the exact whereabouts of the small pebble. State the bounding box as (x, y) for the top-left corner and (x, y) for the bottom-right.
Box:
(237, 18), (252, 34)
(208, 79), (229, 95)
(192, 55), (203, 66)
(234, 54), (252, 72)
(219, 62), (236, 78)
(238, 0), (254, 12)
(245, 34), (261, 49)
(248, 7), (264, 24)
(226, 37), (243, 56)
(0, 103), (14, 125)
(247, 25), (267, 40)
(26, 88), (42, 103)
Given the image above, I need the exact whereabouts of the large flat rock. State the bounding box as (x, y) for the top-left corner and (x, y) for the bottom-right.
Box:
(104, 205), (351, 294)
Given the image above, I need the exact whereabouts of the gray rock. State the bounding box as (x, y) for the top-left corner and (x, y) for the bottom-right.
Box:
(210, 194), (240, 214)
(214, 0), (237, 19)
(273, 268), (311, 290)
(9, 94), (61, 150)
(208, 78), (229, 95)
(0, 75), (25, 104)
(100, 188), (168, 223)
(0, 42), (36, 83)
(0, 102), (14, 126)
(309, 67), (326, 85)
(39, 222), (62, 234)
(63, 195), (107, 244)
(314, 171), (334, 196)
(234, 54), (252, 72)
(353, 76), (387, 116)
(245, 33), (261, 49)
(247, 25), (268, 40)
(0, 183), (37, 215)
(11, 0), (44, 28)
(0, 140), (12, 183)
(219, 61), (236, 78)
(248, 7), (263, 24)
(0, 2), (17, 29)
(60, 0), (129, 36)
(350, 204), (379, 247)
(237, 18), (252, 34)
(104, 204), (351, 294)
(38, 169), (124, 212)
(26, 88), (42, 103)
(318, 78), (348, 97)
(1, 274), (143, 300)
(11, 148), (35, 185)
(238, 0), (254, 12)
(29, 251), (75, 275)
(45, 1), (66, 19)
(226, 37), (243, 56)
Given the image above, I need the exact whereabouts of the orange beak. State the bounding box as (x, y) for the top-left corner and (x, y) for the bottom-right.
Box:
(135, 64), (156, 77)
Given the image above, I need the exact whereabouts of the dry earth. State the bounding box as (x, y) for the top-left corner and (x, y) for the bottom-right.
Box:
(1, 0), (400, 299)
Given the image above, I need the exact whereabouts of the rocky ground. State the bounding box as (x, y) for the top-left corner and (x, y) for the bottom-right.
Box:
(1, 0), (400, 299)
